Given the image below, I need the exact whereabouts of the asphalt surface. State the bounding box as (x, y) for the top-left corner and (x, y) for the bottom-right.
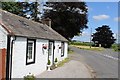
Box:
(70, 46), (118, 78)
(36, 60), (92, 78)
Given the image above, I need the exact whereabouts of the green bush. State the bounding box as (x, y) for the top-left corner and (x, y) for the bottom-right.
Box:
(55, 58), (58, 62)
(47, 59), (51, 65)
(111, 44), (120, 51)
(24, 74), (35, 80)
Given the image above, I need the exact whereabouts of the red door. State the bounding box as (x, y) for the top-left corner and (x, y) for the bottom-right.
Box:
(0, 49), (6, 80)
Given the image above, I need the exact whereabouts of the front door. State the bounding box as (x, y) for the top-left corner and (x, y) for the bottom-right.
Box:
(48, 41), (54, 65)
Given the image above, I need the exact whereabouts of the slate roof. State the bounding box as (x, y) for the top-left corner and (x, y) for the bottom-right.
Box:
(0, 9), (68, 42)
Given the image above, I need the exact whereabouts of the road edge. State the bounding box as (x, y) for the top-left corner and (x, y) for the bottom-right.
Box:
(83, 63), (97, 79)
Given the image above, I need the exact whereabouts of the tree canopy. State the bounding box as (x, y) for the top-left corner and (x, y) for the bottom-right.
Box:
(2, 2), (23, 15)
(92, 25), (116, 48)
(42, 2), (88, 40)
(2, 2), (40, 21)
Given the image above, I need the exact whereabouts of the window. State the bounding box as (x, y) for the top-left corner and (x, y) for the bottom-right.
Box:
(26, 39), (36, 65)
(61, 42), (64, 57)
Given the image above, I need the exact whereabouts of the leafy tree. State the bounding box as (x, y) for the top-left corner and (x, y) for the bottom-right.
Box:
(92, 25), (116, 48)
(2, 2), (40, 21)
(42, 2), (88, 40)
(2, 2), (23, 15)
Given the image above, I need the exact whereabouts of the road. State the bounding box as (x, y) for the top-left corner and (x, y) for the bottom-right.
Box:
(69, 46), (118, 78)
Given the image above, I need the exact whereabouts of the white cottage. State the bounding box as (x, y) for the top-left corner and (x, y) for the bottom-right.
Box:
(0, 9), (68, 79)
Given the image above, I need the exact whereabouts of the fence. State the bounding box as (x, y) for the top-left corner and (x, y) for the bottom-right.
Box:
(0, 49), (6, 80)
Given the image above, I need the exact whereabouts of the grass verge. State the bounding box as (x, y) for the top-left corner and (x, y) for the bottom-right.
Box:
(57, 58), (70, 67)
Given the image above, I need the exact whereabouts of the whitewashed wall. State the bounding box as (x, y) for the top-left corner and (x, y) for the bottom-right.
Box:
(63, 42), (68, 59)
(12, 37), (49, 78)
(54, 41), (62, 61)
(0, 25), (8, 49)
(11, 36), (68, 78)
(54, 41), (68, 61)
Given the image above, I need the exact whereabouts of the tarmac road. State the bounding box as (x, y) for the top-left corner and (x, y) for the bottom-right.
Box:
(70, 46), (118, 78)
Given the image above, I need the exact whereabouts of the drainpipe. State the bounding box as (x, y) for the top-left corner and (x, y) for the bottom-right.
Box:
(6, 36), (16, 80)
(9, 36), (16, 80)
(6, 35), (11, 80)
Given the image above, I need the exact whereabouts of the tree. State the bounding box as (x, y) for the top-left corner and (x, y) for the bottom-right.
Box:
(2, 2), (40, 21)
(92, 25), (116, 48)
(2, 2), (23, 15)
(42, 2), (88, 40)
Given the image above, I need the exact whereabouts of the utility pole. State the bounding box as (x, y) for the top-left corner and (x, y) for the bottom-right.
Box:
(90, 28), (92, 48)
(116, 33), (117, 40)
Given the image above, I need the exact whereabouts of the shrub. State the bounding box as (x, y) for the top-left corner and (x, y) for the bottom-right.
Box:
(111, 44), (120, 51)
(24, 74), (35, 80)
(55, 58), (58, 62)
(47, 59), (51, 65)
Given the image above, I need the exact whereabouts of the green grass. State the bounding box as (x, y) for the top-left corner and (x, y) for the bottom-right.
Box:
(79, 47), (104, 51)
(57, 58), (70, 67)
(69, 41), (92, 46)
(71, 45), (104, 51)
(111, 44), (120, 52)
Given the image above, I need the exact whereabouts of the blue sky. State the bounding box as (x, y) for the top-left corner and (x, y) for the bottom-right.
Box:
(72, 2), (119, 42)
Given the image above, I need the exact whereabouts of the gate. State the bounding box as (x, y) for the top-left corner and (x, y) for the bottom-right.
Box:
(0, 49), (6, 80)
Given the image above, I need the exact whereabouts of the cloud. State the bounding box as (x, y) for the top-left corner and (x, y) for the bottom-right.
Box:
(93, 15), (110, 20)
(81, 31), (90, 36)
(114, 17), (120, 22)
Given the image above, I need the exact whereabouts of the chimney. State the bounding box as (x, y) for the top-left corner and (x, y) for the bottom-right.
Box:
(41, 18), (51, 27)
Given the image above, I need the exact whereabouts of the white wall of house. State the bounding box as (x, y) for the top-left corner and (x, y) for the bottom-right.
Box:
(0, 25), (8, 49)
(12, 37), (49, 78)
(54, 41), (62, 62)
(63, 42), (68, 59)
(11, 38), (68, 78)
(54, 41), (68, 61)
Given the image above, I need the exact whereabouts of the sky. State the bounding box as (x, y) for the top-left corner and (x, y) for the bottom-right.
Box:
(72, 2), (119, 43)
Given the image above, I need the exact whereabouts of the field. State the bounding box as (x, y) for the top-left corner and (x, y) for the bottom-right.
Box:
(70, 41), (120, 52)
(69, 41), (105, 51)
(71, 45), (104, 51)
